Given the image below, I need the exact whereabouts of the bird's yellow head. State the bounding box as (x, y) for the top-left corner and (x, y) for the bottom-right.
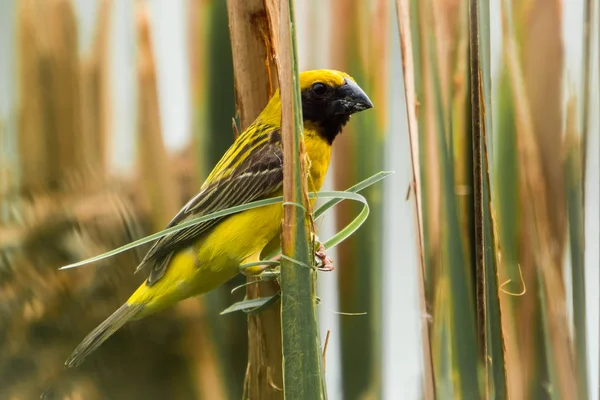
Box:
(258, 69), (373, 143)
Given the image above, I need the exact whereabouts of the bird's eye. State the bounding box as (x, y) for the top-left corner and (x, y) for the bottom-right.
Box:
(312, 82), (327, 96)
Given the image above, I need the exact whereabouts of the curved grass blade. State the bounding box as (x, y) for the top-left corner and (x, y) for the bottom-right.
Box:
(58, 196), (287, 270)
(59, 172), (392, 271)
(59, 171), (393, 270)
(261, 190), (372, 262)
(321, 193), (369, 250)
(262, 171), (394, 261)
(313, 170), (394, 219)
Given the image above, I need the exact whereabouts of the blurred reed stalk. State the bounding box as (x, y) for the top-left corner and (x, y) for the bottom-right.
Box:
(581, 0), (594, 190)
(329, 1), (388, 398)
(394, 1), (435, 398)
(225, 1), (283, 399)
(388, 0), (584, 398)
(495, 0), (583, 398)
(187, 0), (211, 181)
(278, 0), (326, 397)
(565, 95), (588, 400)
(573, 0), (598, 397)
(135, 2), (180, 229)
(398, 0), (594, 397)
(18, 0), (85, 193)
(399, 0), (484, 397)
(80, 0), (111, 180)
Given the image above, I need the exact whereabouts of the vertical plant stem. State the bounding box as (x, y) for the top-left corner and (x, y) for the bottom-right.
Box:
(581, 0), (593, 194)
(227, 0), (279, 128)
(469, 0), (508, 397)
(394, 1), (435, 398)
(494, 66), (526, 400)
(278, 0), (324, 398)
(468, 0), (487, 361)
(431, 32), (481, 397)
(565, 96), (589, 400)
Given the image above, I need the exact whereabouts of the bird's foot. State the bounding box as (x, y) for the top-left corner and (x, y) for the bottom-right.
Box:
(315, 242), (334, 272)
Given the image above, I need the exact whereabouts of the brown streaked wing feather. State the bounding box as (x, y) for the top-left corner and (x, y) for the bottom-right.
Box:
(139, 134), (283, 286)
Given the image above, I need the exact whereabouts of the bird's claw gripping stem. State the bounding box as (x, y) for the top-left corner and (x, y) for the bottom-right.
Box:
(315, 242), (334, 272)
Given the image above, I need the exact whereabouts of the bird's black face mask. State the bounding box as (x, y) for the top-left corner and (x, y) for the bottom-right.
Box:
(301, 78), (373, 144)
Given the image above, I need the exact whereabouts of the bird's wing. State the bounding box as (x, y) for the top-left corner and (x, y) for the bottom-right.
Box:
(138, 129), (283, 286)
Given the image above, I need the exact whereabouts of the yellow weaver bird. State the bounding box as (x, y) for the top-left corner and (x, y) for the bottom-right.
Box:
(65, 69), (373, 367)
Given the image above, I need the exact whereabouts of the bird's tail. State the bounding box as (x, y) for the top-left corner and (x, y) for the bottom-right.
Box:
(65, 302), (144, 368)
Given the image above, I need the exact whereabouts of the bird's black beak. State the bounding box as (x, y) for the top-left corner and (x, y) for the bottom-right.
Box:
(333, 78), (374, 115)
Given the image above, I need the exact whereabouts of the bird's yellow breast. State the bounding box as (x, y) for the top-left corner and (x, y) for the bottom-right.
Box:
(305, 129), (332, 193)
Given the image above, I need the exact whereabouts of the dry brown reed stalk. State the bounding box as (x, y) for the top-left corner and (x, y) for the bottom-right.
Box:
(226, 1), (283, 399)
(227, 0), (279, 128)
